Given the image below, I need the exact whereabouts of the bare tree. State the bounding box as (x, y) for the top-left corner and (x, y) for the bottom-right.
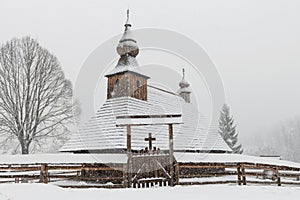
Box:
(244, 117), (300, 162)
(0, 37), (75, 154)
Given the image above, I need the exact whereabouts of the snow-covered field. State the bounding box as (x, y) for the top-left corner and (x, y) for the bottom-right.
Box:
(0, 184), (300, 200)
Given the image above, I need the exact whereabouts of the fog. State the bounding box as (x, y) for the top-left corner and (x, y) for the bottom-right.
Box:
(1, 0), (300, 146)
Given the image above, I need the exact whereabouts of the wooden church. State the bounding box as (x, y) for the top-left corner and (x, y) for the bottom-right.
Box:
(60, 10), (231, 187)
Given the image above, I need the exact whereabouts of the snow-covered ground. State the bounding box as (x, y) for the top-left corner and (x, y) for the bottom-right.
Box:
(0, 184), (300, 200)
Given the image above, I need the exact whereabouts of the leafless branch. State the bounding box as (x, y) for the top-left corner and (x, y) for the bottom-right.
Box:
(0, 37), (77, 154)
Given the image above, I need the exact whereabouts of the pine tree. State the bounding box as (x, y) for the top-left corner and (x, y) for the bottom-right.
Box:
(218, 104), (243, 154)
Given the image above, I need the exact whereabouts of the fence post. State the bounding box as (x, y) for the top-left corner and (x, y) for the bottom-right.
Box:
(175, 163), (180, 185)
(15, 178), (19, 183)
(40, 164), (48, 183)
(275, 167), (281, 186)
(122, 164), (127, 188)
(237, 164), (242, 185)
(81, 163), (86, 178)
(241, 164), (246, 185)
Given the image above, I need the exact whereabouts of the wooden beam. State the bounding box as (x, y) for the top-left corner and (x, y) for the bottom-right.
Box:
(169, 124), (174, 187)
(126, 125), (132, 188)
(59, 184), (125, 189)
(275, 166), (281, 186)
(40, 164), (48, 184)
(116, 114), (182, 127)
(0, 175), (40, 179)
(179, 165), (230, 169)
(48, 166), (122, 171)
(179, 180), (237, 185)
(116, 114), (182, 119)
(241, 164), (246, 185)
(175, 163), (180, 185)
(237, 164), (242, 186)
(127, 125), (131, 154)
(0, 166), (41, 171)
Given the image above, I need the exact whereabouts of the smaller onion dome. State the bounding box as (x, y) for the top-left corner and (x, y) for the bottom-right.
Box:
(178, 68), (191, 103)
(179, 79), (190, 89)
(179, 68), (190, 90)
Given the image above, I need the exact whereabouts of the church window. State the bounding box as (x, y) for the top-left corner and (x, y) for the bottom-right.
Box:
(115, 79), (120, 87)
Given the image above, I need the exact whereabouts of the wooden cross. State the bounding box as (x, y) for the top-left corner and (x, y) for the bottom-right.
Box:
(145, 133), (156, 150)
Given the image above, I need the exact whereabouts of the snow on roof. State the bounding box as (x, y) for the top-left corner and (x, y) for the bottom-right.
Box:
(105, 56), (139, 77)
(104, 55), (150, 78)
(60, 85), (231, 152)
(0, 153), (127, 165)
(175, 153), (300, 168)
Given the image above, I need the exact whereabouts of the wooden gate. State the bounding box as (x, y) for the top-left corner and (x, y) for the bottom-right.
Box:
(116, 114), (182, 188)
(129, 154), (177, 188)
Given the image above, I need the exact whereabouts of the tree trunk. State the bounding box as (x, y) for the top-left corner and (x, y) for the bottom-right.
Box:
(21, 142), (29, 154)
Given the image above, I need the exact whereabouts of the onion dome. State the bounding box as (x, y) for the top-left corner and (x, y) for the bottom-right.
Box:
(179, 68), (191, 90)
(116, 9), (139, 57)
(178, 68), (191, 103)
(105, 9), (149, 78)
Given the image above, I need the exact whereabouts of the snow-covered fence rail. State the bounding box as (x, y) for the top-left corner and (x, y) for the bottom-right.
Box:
(178, 162), (300, 187)
(1, 160), (300, 188)
(0, 163), (125, 188)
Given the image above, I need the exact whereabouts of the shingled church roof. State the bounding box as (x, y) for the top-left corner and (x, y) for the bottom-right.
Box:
(60, 85), (231, 153)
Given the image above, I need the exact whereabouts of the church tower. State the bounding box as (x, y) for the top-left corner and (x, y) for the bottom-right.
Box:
(178, 68), (191, 103)
(105, 10), (149, 101)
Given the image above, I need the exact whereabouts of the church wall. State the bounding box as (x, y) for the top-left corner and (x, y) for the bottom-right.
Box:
(179, 92), (191, 103)
(128, 72), (147, 101)
(107, 72), (147, 101)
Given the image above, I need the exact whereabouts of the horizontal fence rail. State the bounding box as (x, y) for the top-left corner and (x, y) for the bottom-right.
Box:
(0, 163), (125, 188)
(0, 161), (300, 188)
(177, 162), (300, 187)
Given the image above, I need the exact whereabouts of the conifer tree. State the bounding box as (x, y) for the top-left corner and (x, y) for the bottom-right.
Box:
(218, 104), (243, 154)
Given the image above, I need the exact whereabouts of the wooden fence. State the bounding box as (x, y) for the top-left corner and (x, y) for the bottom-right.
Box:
(177, 162), (300, 186)
(1, 162), (300, 188)
(0, 163), (125, 188)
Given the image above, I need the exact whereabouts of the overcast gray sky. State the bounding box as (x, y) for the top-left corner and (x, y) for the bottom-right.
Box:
(1, 0), (300, 144)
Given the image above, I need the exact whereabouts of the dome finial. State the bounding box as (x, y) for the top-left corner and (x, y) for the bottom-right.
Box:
(182, 68), (185, 80)
(125, 9), (131, 28)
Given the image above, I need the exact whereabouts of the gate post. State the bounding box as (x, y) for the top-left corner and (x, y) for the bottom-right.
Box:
(127, 125), (132, 188)
(168, 124), (174, 186)
(175, 163), (180, 185)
